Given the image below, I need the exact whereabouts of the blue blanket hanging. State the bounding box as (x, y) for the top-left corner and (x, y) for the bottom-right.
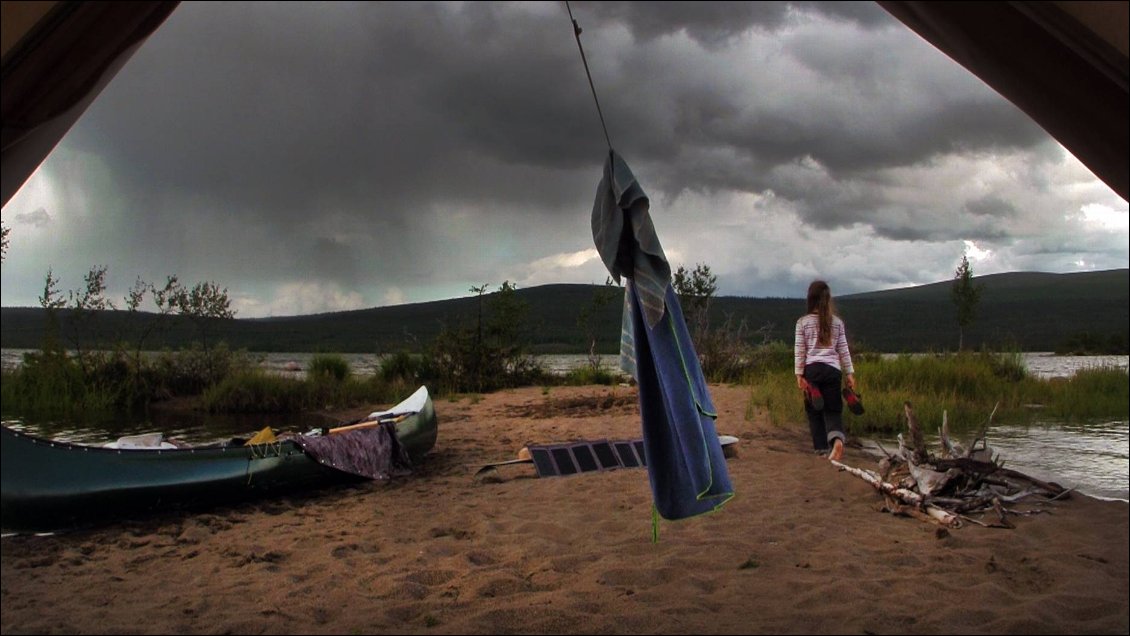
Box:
(591, 149), (734, 521)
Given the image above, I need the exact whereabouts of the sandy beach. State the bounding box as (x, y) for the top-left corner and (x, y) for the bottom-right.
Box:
(2, 383), (1127, 635)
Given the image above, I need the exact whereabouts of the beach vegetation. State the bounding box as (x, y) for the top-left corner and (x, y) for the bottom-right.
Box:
(561, 365), (619, 386)
(749, 349), (1129, 435)
(1057, 331), (1129, 355)
(379, 350), (424, 384)
(951, 255), (984, 351)
(673, 262), (786, 383)
(307, 353), (351, 382)
(2, 268), (1125, 429)
(197, 366), (408, 414)
(577, 276), (620, 371)
(419, 281), (549, 394)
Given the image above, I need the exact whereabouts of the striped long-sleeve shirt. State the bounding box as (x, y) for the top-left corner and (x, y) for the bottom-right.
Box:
(794, 313), (854, 376)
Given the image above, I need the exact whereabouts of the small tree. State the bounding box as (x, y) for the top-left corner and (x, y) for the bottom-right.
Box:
(172, 280), (235, 350)
(951, 255), (984, 351)
(424, 281), (536, 393)
(577, 276), (620, 370)
(38, 268), (67, 354)
(672, 263), (717, 342)
(67, 265), (115, 374)
(171, 280), (235, 384)
(122, 275), (184, 396)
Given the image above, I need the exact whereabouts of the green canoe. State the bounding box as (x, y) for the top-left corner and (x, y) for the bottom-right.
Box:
(1, 386), (437, 532)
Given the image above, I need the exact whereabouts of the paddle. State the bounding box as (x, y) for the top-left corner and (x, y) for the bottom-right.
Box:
(327, 413), (410, 436)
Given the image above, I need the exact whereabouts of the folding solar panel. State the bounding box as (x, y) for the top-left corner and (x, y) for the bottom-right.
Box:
(613, 441), (640, 468)
(523, 438), (660, 478)
(592, 441), (620, 470)
(479, 436), (731, 479)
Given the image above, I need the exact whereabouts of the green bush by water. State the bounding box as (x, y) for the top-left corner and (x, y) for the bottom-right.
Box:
(307, 353), (351, 382)
(200, 368), (414, 414)
(561, 365), (620, 386)
(749, 351), (1128, 436)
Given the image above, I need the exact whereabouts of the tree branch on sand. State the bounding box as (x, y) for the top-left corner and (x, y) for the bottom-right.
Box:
(832, 402), (1070, 529)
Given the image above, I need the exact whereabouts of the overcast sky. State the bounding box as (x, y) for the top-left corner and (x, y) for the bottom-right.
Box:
(2, 1), (1127, 317)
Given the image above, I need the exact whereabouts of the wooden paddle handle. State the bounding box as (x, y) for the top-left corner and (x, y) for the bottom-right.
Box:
(327, 414), (407, 435)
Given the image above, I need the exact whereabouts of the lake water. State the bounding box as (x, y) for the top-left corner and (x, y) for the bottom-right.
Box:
(3, 349), (1127, 380)
(2, 350), (1127, 502)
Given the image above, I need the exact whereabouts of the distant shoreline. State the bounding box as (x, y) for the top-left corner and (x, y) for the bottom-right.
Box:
(2, 271), (1127, 353)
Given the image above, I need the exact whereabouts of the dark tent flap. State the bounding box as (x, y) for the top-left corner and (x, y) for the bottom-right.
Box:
(879, 1), (1129, 201)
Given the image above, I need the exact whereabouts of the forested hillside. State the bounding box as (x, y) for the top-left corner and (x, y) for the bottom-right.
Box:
(2, 269), (1126, 354)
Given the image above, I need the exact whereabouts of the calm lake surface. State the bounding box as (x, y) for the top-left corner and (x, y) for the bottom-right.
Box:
(2, 350), (1127, 502)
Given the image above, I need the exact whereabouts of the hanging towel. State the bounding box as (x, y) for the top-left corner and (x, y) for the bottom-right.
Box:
(591, 149), (734, 521)
(591, 148), (670, 379)
(591, 149), (670, 327)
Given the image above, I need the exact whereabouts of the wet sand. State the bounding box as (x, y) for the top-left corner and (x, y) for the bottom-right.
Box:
(2, 384), (1127, 634)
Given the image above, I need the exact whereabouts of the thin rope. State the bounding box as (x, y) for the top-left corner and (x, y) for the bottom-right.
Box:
(565, 1), (613, 150)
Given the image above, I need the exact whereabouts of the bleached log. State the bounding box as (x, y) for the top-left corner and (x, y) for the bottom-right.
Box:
(845, 401), (1067, 530)
(850, 467), (962, 528)
(903, 402), (931, 465)
(926, 505), (962, 528)
(908, 462), (960, 495)
(896, 433), (911, 463)
(939, 411), (966, 458)
(995, 466), (1068, 497)
(878, 456), (894, 481)
(965, 402), (1000, 459)
(969, 446), (995, 463)
(832, 459), (925, 506)
(991, 497), (1015, 528)
(885, 501), (934, 524)
(932, 457), (1067, 498)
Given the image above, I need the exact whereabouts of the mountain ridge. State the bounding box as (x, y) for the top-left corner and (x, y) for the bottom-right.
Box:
(2, 269), (1126, 353)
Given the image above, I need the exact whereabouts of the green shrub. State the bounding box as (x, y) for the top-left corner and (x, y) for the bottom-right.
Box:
(200, 369), (310, 413)
(562, 365), (620, 386)
(308, 353), (351, 382)
(1040, 366), (1129, 419)
(0, 350), (118, 422)
(380, 350), (422, 384)
(748, 352), (1128, 435)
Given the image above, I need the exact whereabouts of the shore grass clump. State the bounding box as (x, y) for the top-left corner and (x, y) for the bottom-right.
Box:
(380, 350), (423, 384)
(561, 365), (620, 386)
(200, 369), (310, 413)
(1, 349), (117, 422)
(307, 353), (351, 382)
(749, 351), (1128, 435)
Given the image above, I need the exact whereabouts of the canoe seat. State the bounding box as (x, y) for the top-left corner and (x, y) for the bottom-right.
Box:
(103, 432), (177, 450)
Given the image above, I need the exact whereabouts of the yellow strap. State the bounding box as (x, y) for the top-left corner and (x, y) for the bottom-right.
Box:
(245, 426), (277, 446)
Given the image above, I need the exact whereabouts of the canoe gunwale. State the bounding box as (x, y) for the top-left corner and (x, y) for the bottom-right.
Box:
(1, 386), (437, 531)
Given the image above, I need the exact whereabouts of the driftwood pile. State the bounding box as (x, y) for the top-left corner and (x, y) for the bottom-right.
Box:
(833, 402), (1070, 529)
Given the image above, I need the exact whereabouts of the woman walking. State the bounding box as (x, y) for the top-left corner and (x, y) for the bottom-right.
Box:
(794, 280), (857, 460)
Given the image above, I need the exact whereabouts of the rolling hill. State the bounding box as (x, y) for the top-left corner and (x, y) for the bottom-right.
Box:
(1, 269), (1126, 354)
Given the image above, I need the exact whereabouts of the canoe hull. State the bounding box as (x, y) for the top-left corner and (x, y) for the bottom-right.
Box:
(1, 388), (437, 531)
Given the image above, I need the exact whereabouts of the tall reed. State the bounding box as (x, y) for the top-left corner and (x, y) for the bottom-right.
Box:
(750, 351), (1128, 435)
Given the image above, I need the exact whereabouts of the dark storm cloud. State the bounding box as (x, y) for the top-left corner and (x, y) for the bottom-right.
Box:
(579, 1), (794, 45)
(81, 4), (603, 180)
(579, 1), (888, 47)
(964, 195), (1017, 219)
(3, 1), (1122, 315)
(67, 1), (1052, 243)
(13, 208), (51, 228)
